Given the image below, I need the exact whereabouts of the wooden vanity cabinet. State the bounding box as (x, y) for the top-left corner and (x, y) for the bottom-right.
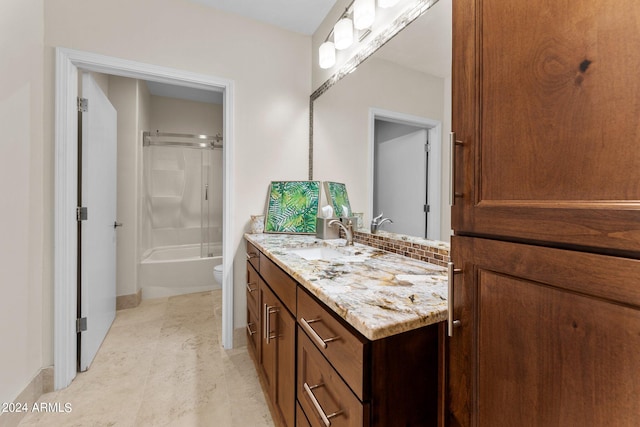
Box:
(246, 241), (296, 427)
(246, 240), (443, 427)
(297, 287), (441, 427)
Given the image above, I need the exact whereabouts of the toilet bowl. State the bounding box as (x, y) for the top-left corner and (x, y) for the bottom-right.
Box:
(213, 264), (223, 286)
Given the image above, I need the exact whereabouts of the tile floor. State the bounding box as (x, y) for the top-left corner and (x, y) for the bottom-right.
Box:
(19, 290), (274, 426)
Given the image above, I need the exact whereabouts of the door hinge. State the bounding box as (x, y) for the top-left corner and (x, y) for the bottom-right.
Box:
(425, 143), (431, 152)
(424, 204), (430, 212)
(76, 317), (87, 333)
(76, 206), (88, 221)
(77, 97), (88, 112)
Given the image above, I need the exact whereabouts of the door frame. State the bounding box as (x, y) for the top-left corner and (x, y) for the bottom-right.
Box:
(54, 47), (235, 390)
(368, 108), (442, 240)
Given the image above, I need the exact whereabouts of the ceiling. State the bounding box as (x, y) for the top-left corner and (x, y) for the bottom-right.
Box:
(188, 0), (338, 35)
(145, 81), (223, 104)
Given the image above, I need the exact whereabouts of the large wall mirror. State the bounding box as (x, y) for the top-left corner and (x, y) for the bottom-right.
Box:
(311, 0), (452, 243)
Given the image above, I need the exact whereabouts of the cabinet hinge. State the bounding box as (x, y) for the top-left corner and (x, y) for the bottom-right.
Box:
(76, 206), (88, 221)
(77, 97), (88, 112)
(76, 317), (87, 333)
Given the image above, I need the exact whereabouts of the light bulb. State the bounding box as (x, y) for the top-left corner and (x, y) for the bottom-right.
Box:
(354, 0), (375, 29)
(319, 41), (336, 69)
(334, 17), (354, 50)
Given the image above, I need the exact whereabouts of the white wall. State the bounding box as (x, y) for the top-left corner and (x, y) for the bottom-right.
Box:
(41, 0), (310, 369)
(0, 0), (45, 407)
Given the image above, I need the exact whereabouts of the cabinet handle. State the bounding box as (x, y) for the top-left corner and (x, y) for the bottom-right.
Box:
(264, 304), (278, 343)
(246, 252), (258, 260)
(246, 322), (256, 336)
(449, 132), (464, 206)
(303, 382), (343, 427)
(246, 282), (257, 293)
(300, 317), (340, 349)
(447, 262), (462, 337)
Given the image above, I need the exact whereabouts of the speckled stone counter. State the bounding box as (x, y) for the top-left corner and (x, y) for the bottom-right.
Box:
(245, 233), (448, 341)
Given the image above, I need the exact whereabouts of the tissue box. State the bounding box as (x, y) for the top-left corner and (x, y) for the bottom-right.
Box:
(316, 217), (339, 239)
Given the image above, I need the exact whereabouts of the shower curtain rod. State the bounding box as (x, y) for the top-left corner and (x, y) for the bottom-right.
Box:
(143, 131), (223, 149)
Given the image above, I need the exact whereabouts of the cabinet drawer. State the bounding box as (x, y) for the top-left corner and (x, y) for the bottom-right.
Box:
(246, 241), (260, 271)
(260, 252), (296, 315)
(298, 330), (369, 427)
(246, 263), (260, 314)
(246, 305), (260, 358)
(297, 289), (368, 400)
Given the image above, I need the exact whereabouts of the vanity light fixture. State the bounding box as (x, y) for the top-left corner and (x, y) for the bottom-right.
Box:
(354, 0), (376, 30)
(319, 0), (405, 69)
(319, 41), (336, 69)
(334, 17), (354, 50)
(378, 0), (400, 7)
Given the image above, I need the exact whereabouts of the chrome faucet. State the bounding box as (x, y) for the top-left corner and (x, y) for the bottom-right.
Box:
(329, 219), (354, 246)
(371, 213), (393, 234)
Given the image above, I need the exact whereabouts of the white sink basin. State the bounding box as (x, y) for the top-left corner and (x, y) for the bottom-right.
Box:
(290, 246), (346, 261)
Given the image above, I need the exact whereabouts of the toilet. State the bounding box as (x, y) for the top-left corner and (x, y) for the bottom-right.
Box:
(213, 264), (223, 287)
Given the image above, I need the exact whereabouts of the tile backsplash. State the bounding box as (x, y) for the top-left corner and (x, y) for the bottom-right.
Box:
(352, 230), (450, 267)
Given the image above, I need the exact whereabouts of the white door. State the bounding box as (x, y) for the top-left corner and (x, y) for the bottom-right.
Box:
(79, 73), (117, 371)
(374, 127), (428, 237)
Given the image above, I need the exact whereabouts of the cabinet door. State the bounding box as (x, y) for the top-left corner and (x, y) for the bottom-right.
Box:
(261, 281), (296, 427)
(261, 280), (278, 397)
(451, 0), (640, 253)
(276, 304), (296, 427)
(447, 236), (640, 426)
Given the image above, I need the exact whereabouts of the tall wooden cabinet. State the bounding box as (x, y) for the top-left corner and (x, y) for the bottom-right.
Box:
(449, 0), (640, 425)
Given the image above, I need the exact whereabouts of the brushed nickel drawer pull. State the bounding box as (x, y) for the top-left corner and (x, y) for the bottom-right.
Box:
(246, 322), (256, 336)
(246, 282), (257, 293)
(447, 262), (462, 337)
(300, 317), (340, 349)
(264, 304), (278, 343)
(303, 382), (343, 427)
(449, 132), (464, 206)
(246, 252), (258, 260)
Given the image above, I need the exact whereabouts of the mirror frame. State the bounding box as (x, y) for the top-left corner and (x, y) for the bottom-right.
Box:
(308, 0), (440, 179)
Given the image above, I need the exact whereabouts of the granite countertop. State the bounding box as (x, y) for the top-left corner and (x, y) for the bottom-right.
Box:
(245, 233), (448, 341)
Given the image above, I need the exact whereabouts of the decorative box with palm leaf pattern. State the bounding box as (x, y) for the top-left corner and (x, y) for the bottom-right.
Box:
(265, 181), (320, 234)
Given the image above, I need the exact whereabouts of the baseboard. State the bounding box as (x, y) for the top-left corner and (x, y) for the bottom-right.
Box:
(233, 326), (247, 348)
(0, 366), (54, 427)
(116, 289), (142, 310)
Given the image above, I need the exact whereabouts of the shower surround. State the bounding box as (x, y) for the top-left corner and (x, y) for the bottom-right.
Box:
(140, 133), (222, 299)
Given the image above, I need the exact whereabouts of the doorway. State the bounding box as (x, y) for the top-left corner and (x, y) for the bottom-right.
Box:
(369, 108), (442, 241)
(54, 48), (235, 390)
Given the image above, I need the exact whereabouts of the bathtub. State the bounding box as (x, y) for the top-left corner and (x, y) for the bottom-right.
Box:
(140, 243), (222, 300)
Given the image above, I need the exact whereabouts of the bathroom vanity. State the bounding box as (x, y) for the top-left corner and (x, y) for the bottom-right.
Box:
(245, 234), (448, 427)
